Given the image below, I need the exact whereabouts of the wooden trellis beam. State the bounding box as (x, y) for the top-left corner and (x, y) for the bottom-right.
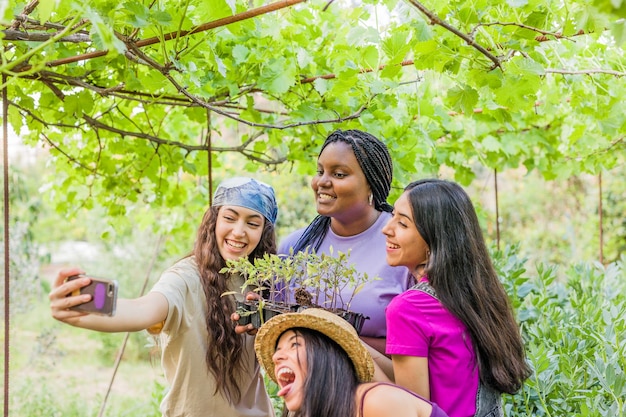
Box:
(12, 0), (306, 70)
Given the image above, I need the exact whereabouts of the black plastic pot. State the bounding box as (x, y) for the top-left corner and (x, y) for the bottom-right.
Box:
(235, 300), (300, 328)
(235, 301), (368, 333)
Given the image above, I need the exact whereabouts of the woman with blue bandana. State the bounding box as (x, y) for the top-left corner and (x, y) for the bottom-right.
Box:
(49, 177), (279, 417)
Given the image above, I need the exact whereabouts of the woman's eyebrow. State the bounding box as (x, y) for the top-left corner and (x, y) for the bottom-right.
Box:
(223, 207), (262, 219)
(275, 333), (299, 351)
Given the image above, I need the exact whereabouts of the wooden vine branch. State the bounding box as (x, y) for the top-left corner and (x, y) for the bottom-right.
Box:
(41, 0), (306, 68)
(535, 29), (587, 42)
(22, 71), (289, 118)
(9, 0), (39, 30)
(81, 114), (287, 164)
(471, 22), (587, 43)
(1, 30), (91, 42)
(40, 133), (95, 172)
(42, 50), (109, 68)
(83, 115), (207, 151)
(11, 15), (89, 33)
(2, 17), (87, 75)
(563, 136), (625, 161)
(135, 0), (306, 47)
(405, 0), (502, 69)
(300, 59), (416, 84)
(163, 68), (371, 129)
(545, 68), (625, 77)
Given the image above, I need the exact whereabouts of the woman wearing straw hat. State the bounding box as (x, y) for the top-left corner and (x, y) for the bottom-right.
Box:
(255, 308), (449, 417)
(50, 177), (279, 417)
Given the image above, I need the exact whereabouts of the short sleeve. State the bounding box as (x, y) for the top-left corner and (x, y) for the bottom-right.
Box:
(385, 291), (434, 357)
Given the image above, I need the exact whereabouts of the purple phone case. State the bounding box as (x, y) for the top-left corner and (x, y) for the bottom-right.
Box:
(67, 275), (118, 316)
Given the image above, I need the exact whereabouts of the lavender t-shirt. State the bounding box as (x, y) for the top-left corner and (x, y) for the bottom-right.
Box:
(385, 287), (480, 417)
(278, 212), (413, 338)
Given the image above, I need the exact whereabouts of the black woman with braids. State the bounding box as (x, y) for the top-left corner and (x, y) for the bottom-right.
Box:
(276, 129), (413, 363)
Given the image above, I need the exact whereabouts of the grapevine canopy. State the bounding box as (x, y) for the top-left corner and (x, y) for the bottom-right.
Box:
(1, 0), (625, 218)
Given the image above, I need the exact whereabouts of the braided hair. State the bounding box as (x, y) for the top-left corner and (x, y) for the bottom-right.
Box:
(293, 129), (393, 253)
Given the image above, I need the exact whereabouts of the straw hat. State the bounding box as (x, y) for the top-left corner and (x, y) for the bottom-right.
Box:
(254, 308), (375, 383)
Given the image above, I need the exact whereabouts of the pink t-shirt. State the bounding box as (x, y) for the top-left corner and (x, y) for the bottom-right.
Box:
(386, 287), (479, 417)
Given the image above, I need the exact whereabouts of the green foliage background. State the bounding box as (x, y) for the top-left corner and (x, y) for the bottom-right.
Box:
(1, 0), (626, 415)
(1, 0), (625, 231)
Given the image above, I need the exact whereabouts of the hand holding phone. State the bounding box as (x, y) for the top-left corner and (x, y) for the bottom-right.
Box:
(66, 274), (118, 316)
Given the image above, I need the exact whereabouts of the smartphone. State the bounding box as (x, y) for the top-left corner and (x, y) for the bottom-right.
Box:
(66, 274), (118, 316)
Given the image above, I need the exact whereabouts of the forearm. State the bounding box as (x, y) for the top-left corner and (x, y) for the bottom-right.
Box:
(64, 297), (164, 332)
(53, 290), (169, 333)
(392, 355), (430, 399)
(362, 338), (394, 382)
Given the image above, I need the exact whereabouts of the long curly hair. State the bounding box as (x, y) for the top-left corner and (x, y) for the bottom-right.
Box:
(293, 129), (393, 253)
(404, 179), (531, 394)
(193, 206), (277, 402)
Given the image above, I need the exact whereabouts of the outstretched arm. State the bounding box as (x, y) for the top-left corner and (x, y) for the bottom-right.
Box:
(49, 267), (168, 333)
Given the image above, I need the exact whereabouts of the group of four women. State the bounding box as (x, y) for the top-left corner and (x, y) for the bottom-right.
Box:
(49, 129), (531, 417)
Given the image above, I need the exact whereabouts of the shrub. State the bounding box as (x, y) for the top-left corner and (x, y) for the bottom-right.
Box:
(494, 247), (626, 416)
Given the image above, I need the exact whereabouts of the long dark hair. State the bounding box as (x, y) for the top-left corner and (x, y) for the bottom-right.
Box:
(293, 129), (394, 253)
(193, 206), (277, 402)
(405, 179), (531, 394)
(284, 328), (358, 417)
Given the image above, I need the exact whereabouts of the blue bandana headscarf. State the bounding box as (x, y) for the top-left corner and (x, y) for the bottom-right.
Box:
(212, 177), (278, 225)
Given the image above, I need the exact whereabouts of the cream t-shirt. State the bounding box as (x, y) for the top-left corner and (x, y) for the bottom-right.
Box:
(150, 257), (274, 417)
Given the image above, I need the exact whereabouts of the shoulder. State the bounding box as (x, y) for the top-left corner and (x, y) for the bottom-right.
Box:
(163, 257), (199, 279)
(358, 383), (433, 417)
(397, 285), (442, 304)
(363, 211), (392, 236)
(153, 257), (201, 293)
(277, 227), (307, 254)
(378, 211), (393, 221)
(387, 289), (438, 314)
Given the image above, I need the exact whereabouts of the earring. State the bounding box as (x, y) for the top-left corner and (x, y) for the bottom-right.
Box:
(368, 193), (373, 206)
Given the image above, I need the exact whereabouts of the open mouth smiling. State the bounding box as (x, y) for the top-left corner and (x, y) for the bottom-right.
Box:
(226, 239), (246, 248)
(318, 193), (336, 201)
(276, 367), (296, 397)
(277, 367), (295, 386)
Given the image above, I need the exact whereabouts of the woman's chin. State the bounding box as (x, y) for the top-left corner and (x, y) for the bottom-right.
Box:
(283, 390), (302, 412)
(285, 399), (301, 412)
(385, 256), (398, 267)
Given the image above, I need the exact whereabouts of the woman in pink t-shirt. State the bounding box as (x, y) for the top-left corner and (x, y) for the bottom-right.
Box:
(382, 179), (531, 417)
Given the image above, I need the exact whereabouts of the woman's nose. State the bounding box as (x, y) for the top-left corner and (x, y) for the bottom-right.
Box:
(317, 172), (332, 187)
(272, 348), (285, 364)
(232, 221), (246, 236)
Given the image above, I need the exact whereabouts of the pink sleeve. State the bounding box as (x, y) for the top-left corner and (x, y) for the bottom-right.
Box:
(385, 291), (432, 357)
